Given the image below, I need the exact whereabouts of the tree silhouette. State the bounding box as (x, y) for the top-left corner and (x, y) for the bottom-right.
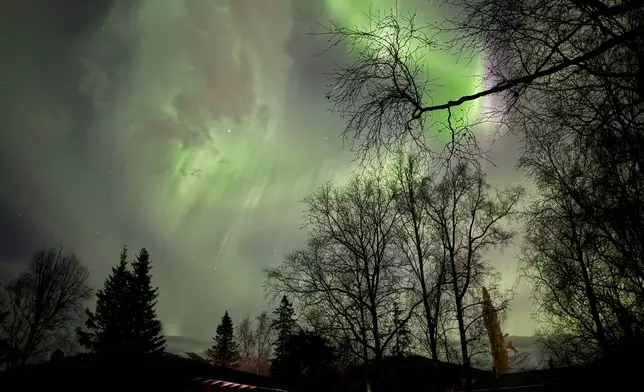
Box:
(129, 248), (165, 354)
(0, 248), (91, 368)
(77, 246), (133, 354)
(391, 301), (411, 357)
(418, 160), (522, 385)
(271, 329), (339, 392)
(77, 246), (165, 355)
(266, 174), (424, 392)
(206, 310), (239, 368)
(235, 316), (256, 371)
(254, 311), (273, 374)
(517, 58), (644, 363)
(390, 152), (449, 360)
(271, 295), (297, 374)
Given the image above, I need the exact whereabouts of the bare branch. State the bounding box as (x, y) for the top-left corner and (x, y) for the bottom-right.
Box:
(0, 248), (91, 368)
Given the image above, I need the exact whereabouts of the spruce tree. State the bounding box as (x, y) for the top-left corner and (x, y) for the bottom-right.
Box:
(273, 330), (339, 388)
(77, 246), (132, 354)
(206, 310), (239, 367)
(129, 248), (166, 354)
(77, 246), (165, 355)
(271, 295), (297, 376)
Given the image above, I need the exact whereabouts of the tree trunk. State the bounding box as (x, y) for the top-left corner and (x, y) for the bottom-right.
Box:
(454, 295), (471, 390)
(571, 217), (608, 353)
(360, 304), (369, 365)
(369, 296), (384, 392)
(450, 250), (471, 390)
(409, 186), (440, 360)
(421, 286), (439, 360)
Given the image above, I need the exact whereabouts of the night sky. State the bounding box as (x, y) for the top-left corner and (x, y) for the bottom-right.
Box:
(0, 0), (533, 342)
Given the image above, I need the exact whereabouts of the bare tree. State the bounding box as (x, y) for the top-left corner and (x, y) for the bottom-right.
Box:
(321, 0), (643, 159)
(520, 190), (610, 363)
(265, 173), (420, 392)
(0, 248), (92, 368)
(389, 151), (449, 360)
(420, 160), (522, 382)
(536, 332), (600, 367)
(297, 297), (366, 368)
(235, 316), (256, 372)
(518, 83), (644, 364)
(254, 311), (272, 375)
(454, 2), (644, 332)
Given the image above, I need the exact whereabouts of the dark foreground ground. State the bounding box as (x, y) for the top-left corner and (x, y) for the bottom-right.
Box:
(0, 352), (640, 392)
(0, 353), (287, 392)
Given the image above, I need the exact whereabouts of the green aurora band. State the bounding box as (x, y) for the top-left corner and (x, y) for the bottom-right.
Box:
(72, 0), (486, 335)
(117, 0), (326, 237)
(326, 0), (484, 141)
(140, 0), (484, 228)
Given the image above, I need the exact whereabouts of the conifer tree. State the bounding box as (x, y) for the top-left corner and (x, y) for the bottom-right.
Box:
(77, 246), (165, 355)
(77, 246), (132, 354)
(271, 295), (297, 375)
(206, 310), (239, 367)
(272, 330), (339, 388)
(129, 248), (166, 354)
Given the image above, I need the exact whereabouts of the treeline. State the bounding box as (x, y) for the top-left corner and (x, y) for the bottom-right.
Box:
(0, 163), (528, 388)
(264, 155), (524, 384)
(0, 246), (167, 369)
(209, 309), (272, 374)
(0, 244), (340, 389)
(203, 295), (339, 389)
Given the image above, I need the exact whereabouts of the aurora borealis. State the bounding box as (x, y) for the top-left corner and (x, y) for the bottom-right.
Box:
(0, 0), (532, 343)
